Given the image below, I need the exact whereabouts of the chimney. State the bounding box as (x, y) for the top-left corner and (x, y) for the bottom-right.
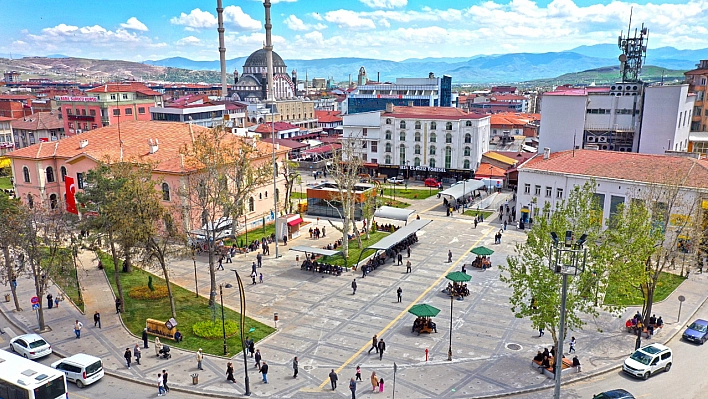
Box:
(79, 139), (89, 148)
(149, 138), (159, 154)
(385, 103), (394, 113)
(543, 147), (550, 160)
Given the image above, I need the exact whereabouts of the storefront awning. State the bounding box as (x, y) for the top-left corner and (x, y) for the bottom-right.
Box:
(289, 246), (342, 257)
(374, 206), (415, 222)
(287, 217), (304, 226)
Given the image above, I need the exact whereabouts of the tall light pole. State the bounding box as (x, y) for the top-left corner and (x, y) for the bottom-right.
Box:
(231, 269), (251, 396)
(447, 293), (454, 361)
(192, 250), (199, 298)
(549, 231), (587, 399)
(264, 0), (280, 258)
(219, 284), (227, 356)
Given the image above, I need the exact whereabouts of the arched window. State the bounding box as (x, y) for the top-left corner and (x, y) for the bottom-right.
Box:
(463, 160), (471, 169)
(248, 197), (255, 212)
(414, 157), (421, 167)
(385, 155), (392, 165)
(45, 167), (55, 183)
(430, 122), (437, 130)
(464, 133), (471, 143)
(414, 132), (421, 142)
(464, 146), (471, 156)
(445, 146), (452, 169)
(385, 143), (392, 153)
(23, 167), (30, 183)
(49, 194), (58, 210)
(265, 191), (268, 198)
(414, 121), (421, 129)
(386, 118), (391, 124)
(429, 145), (436, 155)
(60, 166), (67, 182)
(429, 158), (436, 168)
(161, 183), (170, 201)
(445, 133), (452, 143)
(465, 120), (472, 127)
(430, 133), (436, 143)
(446, 122), (453, 130)
(414, 145), (421, 155)
(399, 120), (406, 129)
(385, 130), (392, 140)
(259, 193), (262, 200)
(399, 144), (406, 165)
(400, 131), (406, 141)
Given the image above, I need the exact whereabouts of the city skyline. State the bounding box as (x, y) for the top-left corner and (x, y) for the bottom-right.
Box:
(2, 0), (708, 63)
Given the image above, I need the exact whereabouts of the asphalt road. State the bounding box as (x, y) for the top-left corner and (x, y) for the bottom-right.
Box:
(514, 298), (708, 399)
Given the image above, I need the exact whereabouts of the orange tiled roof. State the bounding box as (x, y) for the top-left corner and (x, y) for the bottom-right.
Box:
(11, 112), (63, 131)
(86, 82), (162, 96)
(7, 120), (281, 174)
(490, 113), (540, 127)
(315, 110), (342, 123)
(521, 150), (708, 189)
(385, 106), (487, 120)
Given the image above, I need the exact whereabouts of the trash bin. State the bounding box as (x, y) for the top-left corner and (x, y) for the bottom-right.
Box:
(4, 294), (10, 302)
(191, 373), (198, 385)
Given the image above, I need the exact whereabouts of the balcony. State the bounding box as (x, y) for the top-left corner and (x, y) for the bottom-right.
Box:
(68, 114), (95, 122)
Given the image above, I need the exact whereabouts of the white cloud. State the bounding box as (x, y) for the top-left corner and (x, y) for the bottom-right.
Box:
(359, 0), (407, 9)
(170, 9), (216, 29)
(324, 10), (376, 30)
(175, 36), (201, 46)
(120, 17), (148, 31)
(223, 6), (262, 31)
(284, 15), (327, 31)
(171, 6), (261, 31)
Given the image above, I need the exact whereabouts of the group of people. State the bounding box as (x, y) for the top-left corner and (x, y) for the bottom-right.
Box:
(625, 312), (663, 337)
(470, 256), (492, 270)
(374, 223), (400, 232)
(300, 258), (343, 275)
(308, 226), (326, 239)
(326, 364), (385, 399)
(411, 317), (437, 334)
(533, 347), (582, 373)
(445, 282), (470, 297)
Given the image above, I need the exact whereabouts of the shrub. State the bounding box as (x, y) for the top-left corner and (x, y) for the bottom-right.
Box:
(192, 320), (239, 339)
(128, 285), (168, 300)
(148, 276), (154, 291)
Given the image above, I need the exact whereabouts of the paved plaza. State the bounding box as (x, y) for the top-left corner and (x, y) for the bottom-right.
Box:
(1, 188), (707, 399)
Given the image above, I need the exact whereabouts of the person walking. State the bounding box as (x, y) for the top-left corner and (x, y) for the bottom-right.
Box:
(124, 348), (132, 369)
(397, 253), (403, 265)
(569, 337), (576, 353)
(93, 311), (101, 328)
(255, 349), (262, 370)
(293, 356), (299, 378)
(47, 293), (53, 309)
(260, 360), (269, 384)
(251, 271), (257, 285)
(351, 279), (357, 295)
(356, 365), (362, 381)
(406, 260), (412, 273)
(368, 335), (378, 354)
(407, 246), (411, 258)
(162, 369), (170, 392)
(252, 262), (257, 274)
(133, 344), (141, 365)
(142, 328), (149, 348)
(249, 339), (255, 358)
(503, 220), (507, 230)
(257, 252), (262, 267)
(397, 287), (402, 303)
(370, 371), (379, 393)
(217, 256), (224, 271)
(226, 362), (236, 382)
(154, 337), (163, 357)
(196, 348), (204, 370)
(448, 250), (453, 263)
(115, 297), (122, 314)
(539, 328), (544, 337)
(329, 369), (338, 390)
(322, 226), (326, 237)
(474, 217), (478, 229)
(377, 338), (386, 360)
(379, 378), (385, 393)
(157, 373), (165, 397)
(74, 320), (83, 339)
(349, 377), (357, 399)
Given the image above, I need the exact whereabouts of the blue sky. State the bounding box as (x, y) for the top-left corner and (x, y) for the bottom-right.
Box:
(2, 0), (707, 62)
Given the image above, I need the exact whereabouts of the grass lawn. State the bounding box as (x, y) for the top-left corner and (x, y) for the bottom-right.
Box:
(382, 187), (437, 200)
(378, 198), (411, 209)
(98, 252), (275, 356)
(43, 248), (84, 312)
(463, 210), (494, 219)
(604, 272), (686, 306)
(0, 176), (12, 190)
(321, 231), (388, 268)
(224, 222), (277, 248)
(290, 192), (307, 200)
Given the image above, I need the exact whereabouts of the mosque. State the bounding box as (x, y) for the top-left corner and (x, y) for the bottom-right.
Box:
(232, 49), (296, 102)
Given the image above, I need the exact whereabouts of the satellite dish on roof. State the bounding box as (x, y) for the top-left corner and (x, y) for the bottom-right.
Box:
(618, 54), (627, 62)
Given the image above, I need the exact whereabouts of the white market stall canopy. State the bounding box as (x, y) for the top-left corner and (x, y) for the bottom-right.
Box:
(364, 219), (432, 251)
(289, 246), (342, 257)
(440, 179), (485, 201)
(374, 206), (415, 223)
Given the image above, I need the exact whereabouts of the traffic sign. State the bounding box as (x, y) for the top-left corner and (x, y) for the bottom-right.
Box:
(30, 296), (39, 305)
(32, 303), (39, 310)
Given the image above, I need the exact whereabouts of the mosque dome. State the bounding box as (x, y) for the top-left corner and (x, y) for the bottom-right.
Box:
(243, 49), (286, 68)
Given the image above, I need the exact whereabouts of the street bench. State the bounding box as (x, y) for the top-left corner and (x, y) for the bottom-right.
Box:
(531, 357), (575, 378)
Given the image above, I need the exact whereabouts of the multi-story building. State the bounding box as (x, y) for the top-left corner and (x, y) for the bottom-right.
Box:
(56, 82), (163, 136)
(342, 104), (490, 181)
(0, 117), (15, 156)
(11, 111), (64, 149)
(538, 83), (695, 154)
(0, 94), (37, 119)
(315, 110), (342, 135)
(149, 95), (246, 128)
(245, 100), (320, 137)
(469, 94), (528, 113)
(232, 49), (296, 102)
(490, 113), (540, 138)
(685, 59), (708, 155)
(344, 75), (452, 114)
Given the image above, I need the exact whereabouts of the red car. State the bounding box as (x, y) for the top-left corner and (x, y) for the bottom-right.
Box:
(424, 178), (439, 187)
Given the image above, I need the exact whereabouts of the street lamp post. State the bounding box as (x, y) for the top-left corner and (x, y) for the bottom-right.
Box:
(549, 230), (588, 399)
(219, 284), (227, 356)
(447, 293), (454, 361)
(271, 112), (281, 258)
(231, 269), (251, 396)
(192, 251), (199, 298)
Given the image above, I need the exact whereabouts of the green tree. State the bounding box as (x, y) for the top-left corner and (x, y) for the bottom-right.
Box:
(281, 159), (300, 214)
(500, 182), (611, 351)
(0, 195), (26, 311)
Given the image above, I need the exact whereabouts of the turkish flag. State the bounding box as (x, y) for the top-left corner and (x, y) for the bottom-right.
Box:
(65, 176), (78, 215)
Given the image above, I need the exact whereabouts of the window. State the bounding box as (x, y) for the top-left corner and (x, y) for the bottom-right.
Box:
(414, 144), (421, 155)
(446, 122), (453, 130)
(545, 186), (552, 197)
(400, 121), (406, 129)
(385, 118), (391, 124)
(385, 130), (392, 140)
(445, 133), (452, 143)
(122, 94), (128, 100)
(248, 197), (255, 212)
(23, 166), (30, 183)
(414, 132), (421, 142)
(139, 107), (146, 114)
(110, 94), (116, 100)
(385, 143), (392, 152)
(113, 109), (121, 116)
(430, 133), (436, 142)
(524, 183), (530, 194)
(399, 145), (406, 165)
(265, 191), (268, 198)
(414, 157), (420, 167)
(125, 108), (133, 115)
(385, 155), (392, 164)
(67, 109), (72, 115)
(556, 188), (563, 199)
(400, 132), (406, 141)
(362, 141), (367, 149)
(77, 172), (85, 189)
(89, 109), (96, 116)
(464, 133), (471, 143)
(362, 128), (368, 136)
(46, 167), (55, 183)
(445, 146), (452, 169)
(535, 185), (541, 195)
(429, 158), (436, 168)
(430, 122), (436, 130)
(429, 145), (436, 155)
(415, 121), (421, 129)
(463, 160), (470, 169)
(465, 121), (472, 126)
(162, 183), (170, 201)
(371, 142), (378, 153)
(60, 166), (67, 182)
(464, 147), (471, 156)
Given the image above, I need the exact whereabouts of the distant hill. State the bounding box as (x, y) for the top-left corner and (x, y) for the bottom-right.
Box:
(521, 65), (688, 87)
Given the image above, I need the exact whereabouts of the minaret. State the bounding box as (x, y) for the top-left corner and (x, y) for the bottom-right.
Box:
(217, 0), (227, 98)
(264, 0), (275, 102)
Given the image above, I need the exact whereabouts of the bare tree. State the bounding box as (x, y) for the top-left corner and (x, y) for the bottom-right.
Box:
(280, 159), (300, 214)
(0, 195), (26, 311)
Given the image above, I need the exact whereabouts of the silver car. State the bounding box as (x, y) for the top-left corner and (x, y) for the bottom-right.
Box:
(9, 333), (53, 360)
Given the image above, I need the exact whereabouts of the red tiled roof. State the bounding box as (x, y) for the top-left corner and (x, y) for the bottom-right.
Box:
(254, 122), (300, 133)
(0, 94), (36, 101)
(0, 117), (14, 122)
(684, 69), (708, 76)
(315, 110), (342, 123)
(476, 162), (508, 177)
(274, 139), (308, 149)
(490, 113), (540, 126)
(521, 150), (708, 189)
(11, 112), (63, 131)
(86, 82), (162, 96)
(304, 143), (341, 154)
(491, 94), (526, 101)
(7, 120), (280, 174)
(385, 106), (488, 120)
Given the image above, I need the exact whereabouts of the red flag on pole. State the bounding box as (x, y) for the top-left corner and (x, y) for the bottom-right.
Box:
(65, 176), (78, 214)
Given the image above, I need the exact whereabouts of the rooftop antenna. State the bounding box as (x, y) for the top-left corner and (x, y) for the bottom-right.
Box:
(617, 7), (648, 83)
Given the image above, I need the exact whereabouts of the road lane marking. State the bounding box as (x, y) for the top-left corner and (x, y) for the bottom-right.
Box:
(317, 227), (495, 389)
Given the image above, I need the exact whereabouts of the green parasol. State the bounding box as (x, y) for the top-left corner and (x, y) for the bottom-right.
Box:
(470, 246), (495, 256)
(446, 271), (472, 283)
(408, 304), (441, 318)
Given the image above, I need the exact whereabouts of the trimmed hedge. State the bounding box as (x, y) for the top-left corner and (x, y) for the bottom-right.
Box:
(193, 320), (239, 339)
(128, 285), (169, 300)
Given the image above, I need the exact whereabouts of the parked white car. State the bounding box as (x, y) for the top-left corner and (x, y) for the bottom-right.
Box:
(52, 353), (104, 388)
(9, 333), (52, 360)
(387, 176), (405, 184)
(623, 343), (672, 379)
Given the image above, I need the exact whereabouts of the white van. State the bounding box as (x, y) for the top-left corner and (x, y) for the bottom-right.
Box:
(51, 354), (104, 388)
(622, 343), (672, 380)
